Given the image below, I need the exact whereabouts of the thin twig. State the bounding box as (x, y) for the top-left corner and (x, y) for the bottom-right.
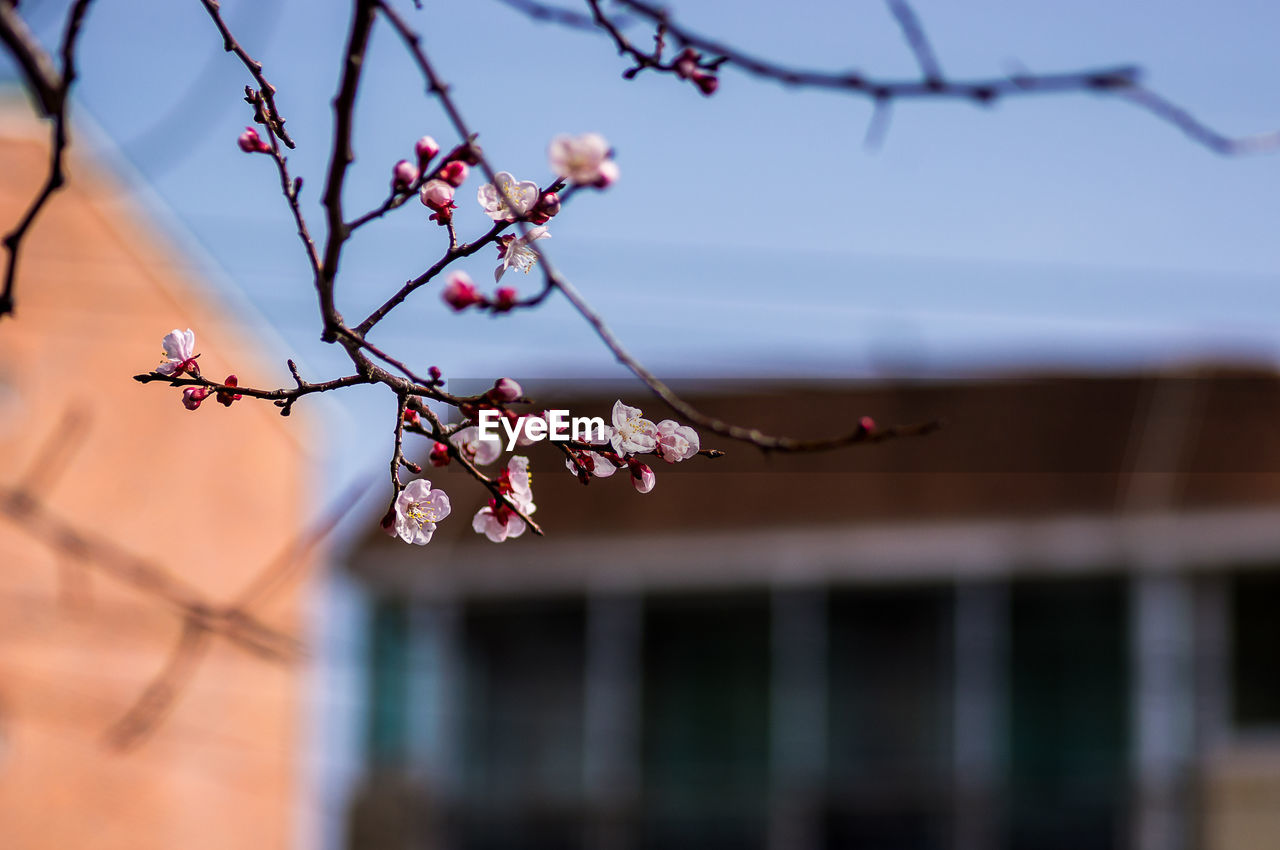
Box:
(196, 0), (295, 147)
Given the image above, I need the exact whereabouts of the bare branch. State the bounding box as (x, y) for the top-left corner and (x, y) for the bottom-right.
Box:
(1, 0), (95, 319)
(0, 1), (62, 115)
(503, 0), (1280, 156)
(317, 0), (379, 341)
(132, 367), (369, 416)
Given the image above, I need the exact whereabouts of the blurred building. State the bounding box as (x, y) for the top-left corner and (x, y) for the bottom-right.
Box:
(345, 372), (1280, 850)
(0, 105), (314, 848)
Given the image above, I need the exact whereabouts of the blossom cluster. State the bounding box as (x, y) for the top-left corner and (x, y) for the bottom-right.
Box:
(411, 394), (699, 545)
(562, 400), (700, 494)
(215, 124), (704, 549)
(152, 329), (242, 411)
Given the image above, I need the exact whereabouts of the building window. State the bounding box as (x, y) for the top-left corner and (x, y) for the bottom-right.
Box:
(825, 587), (953, 850)
(460, 597), (587, 850)
(1230, 570), (1280, 729)
(642, 592), (771, 850)
(1007, 578), (1129, 850)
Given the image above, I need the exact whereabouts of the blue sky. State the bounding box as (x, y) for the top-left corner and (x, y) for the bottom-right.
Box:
(4, 0), (1280, 472)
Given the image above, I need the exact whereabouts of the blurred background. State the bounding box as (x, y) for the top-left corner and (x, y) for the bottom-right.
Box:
(1, 1), (1279, 849)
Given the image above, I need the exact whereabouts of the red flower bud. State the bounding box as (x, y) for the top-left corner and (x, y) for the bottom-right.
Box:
(692, 71), (719, 96)
(440, 160), (469, 187)
(216, 374), (243, 407)
(492, 287), (518, 312)
(442, 273), (482, 311)
(182, 386), (211, 411)
(237, 127), (271, 153)
(429, 442), (451, 468)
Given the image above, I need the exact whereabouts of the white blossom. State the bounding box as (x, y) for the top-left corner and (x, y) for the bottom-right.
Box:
(548, 133), (616, 185)
(495, 226), (550, 282)
(156, 328), (197, 376)
(477, 171), (539, 221)
(655, 420), (700, 463)
(450, 425), (502, 465)
(609, 400), (657, 455)
(394, 479), (451, 545)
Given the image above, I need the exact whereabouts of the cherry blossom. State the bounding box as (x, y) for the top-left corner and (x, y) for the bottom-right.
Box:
(472, 503), (526, 543)
(609, 400), (657, 455)
(505, 455), (535, 509)
(564, 449), (618, 479)
(472, 455), (536, 542)
(630, 462), (656, 494)
(548, 133), (617, 186)
(477, 172), (539, 221)
(450, 425), (501, 465)
(512, 412), (548, 447)
(393, 478), (451, 545)
(494, 225), (549, 282)
(156, 328), (199, 377)
(655, 419), (700, 463)
(420, 178), (454, 209)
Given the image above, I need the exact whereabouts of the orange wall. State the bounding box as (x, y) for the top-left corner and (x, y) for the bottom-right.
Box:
(0, 115), (314, 849)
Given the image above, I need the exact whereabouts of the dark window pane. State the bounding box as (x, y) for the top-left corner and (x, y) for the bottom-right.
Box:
(825, 587), (953, 850)
(460, 596), (587, 850)
(641, 592), (770, 850)
(1007, 578), (1128, 850)
(1231, 570), (1280, 728)
(367, 597), (411, 767)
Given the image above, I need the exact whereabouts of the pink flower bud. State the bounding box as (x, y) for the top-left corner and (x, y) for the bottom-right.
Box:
(492, 286), (518, 312)
(380, 505), (398, 537)
(392, 159), (419, 193)
(440, 160), (469, 187)
(428, 365), (443, 383)
(419, 178), (455, 210)
(442, 272), (481, 311)
(216, 374), (243, 407)
(490, 378), (522, 402)
(857, 416), (875, 435)
(403, 408), (420, 426)
(237, 127), (270, 153)
(536, 191), (561, 218)
(674, 47), (699, 79)
(415, 135), (440, 169)
(593, 159), (620, 189)
(429, 442), (451, 468)
(630, 462), (656, 494)
(182, 386), (211, 411)
(692, 71), (719, 96)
